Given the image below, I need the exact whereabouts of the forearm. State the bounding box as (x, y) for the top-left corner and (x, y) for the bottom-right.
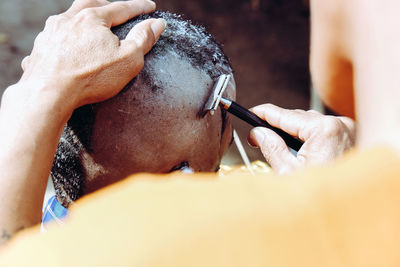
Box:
(0, 0), (163, 246)
(0, 81), (73, 244)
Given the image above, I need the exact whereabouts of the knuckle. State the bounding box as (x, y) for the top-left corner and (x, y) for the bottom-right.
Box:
(339, 116), (355, 127)
(94, 0), (108, 6)
(110, 33), (120, 44)
(77, 8), (98, 21)
(322, 116), (344, 136)
(136, 27), (152, 44)
(21, 56), (30, 70)
(306, 109), (323, 118)
(86, 0), (100, 5)
(74, 0), (97, 6)
(262, 103), (274, 110)
(45, 14), (67, 28)
(252, 103), (272, 117)
(134, 27), (155, 50)
(260, 140), (281, 161)
(33, 31), (45, 46)
(88, 0), (108, 7)
(307, 109), (321, 115)
(261, 145), (280, 165)
(293, 109), (307, 116)
(45, 15), (57, 26)
(269, 143), (286, 156)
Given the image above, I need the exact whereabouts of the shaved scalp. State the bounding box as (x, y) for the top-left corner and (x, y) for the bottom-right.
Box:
(113, 12), (232, 80)
(51, 11), (232, 207)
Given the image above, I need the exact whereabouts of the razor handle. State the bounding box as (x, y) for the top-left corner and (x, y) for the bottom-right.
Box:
(226, 101), (303, 152)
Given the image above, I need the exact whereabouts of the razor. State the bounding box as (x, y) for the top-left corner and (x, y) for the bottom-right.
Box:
(203, 74), (303, 152)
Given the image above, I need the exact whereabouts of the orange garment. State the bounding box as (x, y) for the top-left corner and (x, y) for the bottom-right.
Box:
(0, 147), (400, 266)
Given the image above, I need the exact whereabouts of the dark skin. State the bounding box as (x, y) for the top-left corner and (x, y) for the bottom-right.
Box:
(83, 52), (236, 194)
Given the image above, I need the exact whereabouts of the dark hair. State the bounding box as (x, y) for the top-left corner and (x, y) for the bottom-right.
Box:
(51, 11), (233, 207)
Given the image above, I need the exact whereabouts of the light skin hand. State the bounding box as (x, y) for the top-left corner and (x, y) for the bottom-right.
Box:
(0, 0), (165, 245)
(247, 104), (355, 174)
(19, 0), (165, 108)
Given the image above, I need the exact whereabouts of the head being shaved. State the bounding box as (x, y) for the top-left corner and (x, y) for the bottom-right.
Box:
(51, 11), (235, 207)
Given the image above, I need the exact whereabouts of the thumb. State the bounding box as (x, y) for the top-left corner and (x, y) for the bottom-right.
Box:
(121, 18), (166, 55)
(248, 127), (298, 174)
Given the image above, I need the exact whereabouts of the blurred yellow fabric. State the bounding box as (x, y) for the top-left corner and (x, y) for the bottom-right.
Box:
(1, 147), (400, 266)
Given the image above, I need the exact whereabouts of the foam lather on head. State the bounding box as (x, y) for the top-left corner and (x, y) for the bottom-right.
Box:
(112, 11), (232, 80)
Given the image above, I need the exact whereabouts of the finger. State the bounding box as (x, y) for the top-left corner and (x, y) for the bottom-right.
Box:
(306, 109), (323, 115)
(121, 18), (166, 54)
(251, 104), (321, 141)
(95, 0), (156, 27)
(21, 56), (30, 71)
(66, 0), (110, 16)
(248, 127), (298, 174)
(338, 116), (356, 135)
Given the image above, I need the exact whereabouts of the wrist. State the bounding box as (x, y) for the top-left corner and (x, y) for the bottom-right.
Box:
(2, 79), (76, 125)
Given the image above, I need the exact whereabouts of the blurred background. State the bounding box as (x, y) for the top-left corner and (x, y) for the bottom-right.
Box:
(0, 0), (311, 164)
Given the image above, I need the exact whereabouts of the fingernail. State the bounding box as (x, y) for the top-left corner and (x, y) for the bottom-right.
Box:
(151, 18), (166, 41)
(147, 0), (156, 9)
(252, 128), (265, 146)
(247, 137), (258, 148)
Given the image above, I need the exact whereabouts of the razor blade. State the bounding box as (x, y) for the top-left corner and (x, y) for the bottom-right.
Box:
(202, 74), (304, 152)
(203, 74), (233, 115)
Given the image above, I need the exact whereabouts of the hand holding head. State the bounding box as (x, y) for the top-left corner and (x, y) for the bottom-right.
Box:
(19, 0), (165, 111)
